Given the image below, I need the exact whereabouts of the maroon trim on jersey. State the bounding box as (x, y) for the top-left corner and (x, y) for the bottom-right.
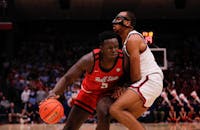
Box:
(74, 99), (96, 114)
(117, 49), (123, 60)
(88, 49), (101, 74)
(93, 49), (100, 60)
(129, 75), (149, 108)
(118, 49), (123, 56)
(118, 49), (127, 76)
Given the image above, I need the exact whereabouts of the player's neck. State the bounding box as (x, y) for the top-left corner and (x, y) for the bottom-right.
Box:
(100, 58), (116, 70)
(121, 28), (133, 44)
(102, 56), (116, 63)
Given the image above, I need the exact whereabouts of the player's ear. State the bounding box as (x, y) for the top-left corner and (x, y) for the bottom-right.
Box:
(124, 20), (131, 27)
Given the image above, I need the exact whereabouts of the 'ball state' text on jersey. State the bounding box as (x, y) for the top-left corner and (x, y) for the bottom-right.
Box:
(95, 75), (120, 83)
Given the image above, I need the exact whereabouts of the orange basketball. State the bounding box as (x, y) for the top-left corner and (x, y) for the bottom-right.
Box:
(39, 98), (64, 124)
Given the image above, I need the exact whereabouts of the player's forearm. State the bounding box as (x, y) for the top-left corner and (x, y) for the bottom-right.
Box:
(130, 69), (141, 83)
(50, 58), (85, 96)
(51, 76), (69, 96)
(130, 55), (141, 83)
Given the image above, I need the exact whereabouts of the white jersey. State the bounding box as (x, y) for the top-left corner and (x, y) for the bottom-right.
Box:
(123, 30), (163, 79)
(123, 30), (164, 107)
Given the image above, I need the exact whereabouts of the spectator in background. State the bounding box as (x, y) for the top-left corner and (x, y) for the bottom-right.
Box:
(179, 107), (189, 122)
(19, 108), (31, 124)
(28, 72), (44, 90)
(36, 87), (47, 104)
(28, 89), (37, 106)
(153, 95), (169, 123)
(66, 81), (81, 107)
(21, 86), (30, 109)
(187, 106), (196, 122)
(194, 110), (200, 122)
(167, 105), (180, 123)
(161, 88), (171, 106)
(190, 77), (200, 104)
(26, 102), (37, 123)
(0, 103), (7, 123)
(0, 96), (10, 110)
(0, 91), (6, 123)
(167, 81), (184, 106)
(8, 102), (20, 123)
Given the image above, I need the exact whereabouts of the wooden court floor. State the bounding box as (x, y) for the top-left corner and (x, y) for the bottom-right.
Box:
(0, 123), (200, 130)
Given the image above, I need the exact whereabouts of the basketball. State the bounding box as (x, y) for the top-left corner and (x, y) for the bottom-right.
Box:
(39, 98), (64, 124)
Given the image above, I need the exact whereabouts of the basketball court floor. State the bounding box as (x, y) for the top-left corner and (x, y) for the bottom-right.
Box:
(0, 123), (200, 130)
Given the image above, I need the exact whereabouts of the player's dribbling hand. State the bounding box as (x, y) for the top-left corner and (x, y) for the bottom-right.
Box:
(39, 90), (60, 105)
(47, 90), (60, 99)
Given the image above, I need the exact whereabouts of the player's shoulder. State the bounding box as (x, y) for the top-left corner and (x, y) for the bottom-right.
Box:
(93, 49), (101, 54)
(127, 33), (144, 49)
(81, 51), (93, 62)
(77, 51), (94, 71)
(76, 51), (93, 67)
(128, 33), (143, 42)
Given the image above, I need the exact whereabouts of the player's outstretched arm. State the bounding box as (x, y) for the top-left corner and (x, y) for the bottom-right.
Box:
(49, 52), (93, 98)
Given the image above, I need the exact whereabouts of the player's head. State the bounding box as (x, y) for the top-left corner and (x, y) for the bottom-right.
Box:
(112, 11), (136, 32)
(98, 31), (120, 59)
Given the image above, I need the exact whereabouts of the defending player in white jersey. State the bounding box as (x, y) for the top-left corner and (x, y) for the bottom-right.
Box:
(109, 11), (164, 130)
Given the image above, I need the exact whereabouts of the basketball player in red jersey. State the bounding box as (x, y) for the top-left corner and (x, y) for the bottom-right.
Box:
(47, 31), (125, 130)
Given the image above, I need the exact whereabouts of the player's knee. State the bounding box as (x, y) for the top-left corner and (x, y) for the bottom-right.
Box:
(97, 102), (110, 117)
(97, 106), (110, 119)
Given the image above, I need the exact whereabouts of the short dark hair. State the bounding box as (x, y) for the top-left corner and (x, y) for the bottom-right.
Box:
(98, 31), (118, 44)
(125, 11), (136, 27)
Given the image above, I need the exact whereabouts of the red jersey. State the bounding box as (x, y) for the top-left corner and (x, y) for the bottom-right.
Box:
(81, 49), (124, 94)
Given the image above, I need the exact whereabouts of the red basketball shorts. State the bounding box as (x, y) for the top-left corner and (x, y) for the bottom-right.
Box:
(74, 90), (100, 114)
